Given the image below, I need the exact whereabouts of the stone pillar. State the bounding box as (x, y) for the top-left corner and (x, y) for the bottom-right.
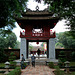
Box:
(20, 38), (27, 59)
(49, 38), (55, 59)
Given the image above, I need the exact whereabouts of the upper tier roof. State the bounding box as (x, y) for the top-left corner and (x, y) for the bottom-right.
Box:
(15, 8), (59, 29)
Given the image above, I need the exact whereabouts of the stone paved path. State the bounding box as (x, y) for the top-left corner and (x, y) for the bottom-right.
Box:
(21, 65), (55, 75)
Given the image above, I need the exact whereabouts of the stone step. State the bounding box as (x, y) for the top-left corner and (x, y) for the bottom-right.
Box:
(35, 62), (46, 65)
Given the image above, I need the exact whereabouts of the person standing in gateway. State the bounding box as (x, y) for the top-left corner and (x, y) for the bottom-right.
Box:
(37, 48), (41, 59)
(31, 54), (36, 67)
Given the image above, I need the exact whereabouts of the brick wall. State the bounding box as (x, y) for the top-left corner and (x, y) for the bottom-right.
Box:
(4, 49), (20, 59)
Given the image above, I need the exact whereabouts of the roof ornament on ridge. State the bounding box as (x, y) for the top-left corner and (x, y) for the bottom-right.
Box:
(36, 5), (39, 11)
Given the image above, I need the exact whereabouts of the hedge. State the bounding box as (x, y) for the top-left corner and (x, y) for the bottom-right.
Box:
(48, 62), (54, 69)
(7, 67), (21, 75)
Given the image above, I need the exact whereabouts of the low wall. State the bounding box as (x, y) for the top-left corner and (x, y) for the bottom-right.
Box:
(3, 49), (75, 60)
(56, 49), (75, 61)
(4, 49), (20, 59)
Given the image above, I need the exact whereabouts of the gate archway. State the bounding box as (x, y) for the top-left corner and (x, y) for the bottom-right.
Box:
(15, 7), (59, 62)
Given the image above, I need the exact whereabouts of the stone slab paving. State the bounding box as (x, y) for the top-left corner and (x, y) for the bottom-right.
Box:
(21, 65), (55, 75)
(0, 69), (14, 71)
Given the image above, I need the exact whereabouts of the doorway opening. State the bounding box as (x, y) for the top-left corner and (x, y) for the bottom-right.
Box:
(28, 42), (48, 59)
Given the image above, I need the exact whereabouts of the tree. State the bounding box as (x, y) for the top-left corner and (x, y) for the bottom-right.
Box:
(35, 0), (75, 38)
(14, 41), (20, 49)
(58, 32), (75, 49)
(0, 49), (8, 62)
(29, 44), (33, 51)
(0, 32), (17, 49)
(6, 32), (17, 49)
(0, 37), (7, 49)
(55, 42), (64, 49)
(0, 0), (28, 31)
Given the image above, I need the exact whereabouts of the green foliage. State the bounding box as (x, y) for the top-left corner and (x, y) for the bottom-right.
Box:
(0, 0), (28, 30)
(0, 63), (5, 67)
(58, 32), (75, 49)
(71, 52), (75, 60)
(69, 62), (75, 66)
(58, 60), (63, 68)
(69, 31), (75, 39)
(50, 0), (75, 31)
(9, 52), (16, 68)
(0, 49), (8, 62)
(59, 51), (66, 63)
(7, 67), (21, 75)
(22, 62), (27, 69)
(0, 37), (7, 49)
(54, 66), (64, 75)
(55, 42), (64, 49)
(10, 61), (16, 68)
(58, 51), (66, 67)
(6, 32), (17, 49)
(24, 62), (27, 67)
(29, 44), (33, 51)
(14, 41), (20, 49)
(36, 0), (75, 38)
(48, 62), (54, 68)
(9, 52), (16, 61)
(59, 58), (66, 63)
(60, 51), (65, 55)
(0, 32), (17, 49)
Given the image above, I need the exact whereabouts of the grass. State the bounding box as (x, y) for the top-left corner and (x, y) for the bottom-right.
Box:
(54, 67), (75, 75)
(0, 73), (4, 75)
(54, 63), (75, 75)
(70, 62), (75, 66)
(0, 63), (5, 67)
(62, 72), (75, 75)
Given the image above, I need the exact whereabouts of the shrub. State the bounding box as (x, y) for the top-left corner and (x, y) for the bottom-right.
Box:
(9, 52), (16, 61)
(58, 59), (65, 67)
(24, 62), (27, 66)
(54, 66), (64, 75)
(7, 67), (21, 75)
(9, 61), (16, 69)
(9, 52), (17, 68)
(21, 62), (27, 69)
(58, 51), (66, 66)
(58, 62), (63, 68)
(0, 49), (8, 62)
(59, 58), (66, 63)
(48, 62), (54, 68)
(71, 52), (75, 60)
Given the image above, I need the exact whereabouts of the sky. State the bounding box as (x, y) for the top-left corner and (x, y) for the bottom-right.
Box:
(13, 0), (69, 42)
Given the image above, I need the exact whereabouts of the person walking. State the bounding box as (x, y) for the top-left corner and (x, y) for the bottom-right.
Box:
(21, 54), (25, 69)
(31, 54), (36, 67)
(37, 48), (41, 59)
